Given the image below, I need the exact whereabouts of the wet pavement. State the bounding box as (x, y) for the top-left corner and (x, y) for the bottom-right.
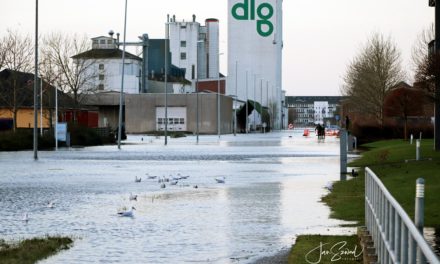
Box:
(0, 130), (356, 263)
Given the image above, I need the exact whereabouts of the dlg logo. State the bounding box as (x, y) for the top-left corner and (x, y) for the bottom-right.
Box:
(232, 0), (274, 37)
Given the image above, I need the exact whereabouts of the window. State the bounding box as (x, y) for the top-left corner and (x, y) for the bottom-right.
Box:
(107, 39), (113, 44)
(99, 64), (104, 70)
(180, 52), (187, 60)
(179, 118), (185, 124)
(98, 84), (104, 90)
(93, 40), (98, 44)
(99, 39), (106, 44)
(99, 74), (105, 81)
(180, 41), (186, 47)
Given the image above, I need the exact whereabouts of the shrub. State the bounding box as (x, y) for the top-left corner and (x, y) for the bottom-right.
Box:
(0, 129), (54, 151)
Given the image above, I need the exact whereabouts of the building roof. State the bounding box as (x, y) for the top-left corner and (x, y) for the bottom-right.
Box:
(0, 69), (83, 109)
(72, 48), (142, 61)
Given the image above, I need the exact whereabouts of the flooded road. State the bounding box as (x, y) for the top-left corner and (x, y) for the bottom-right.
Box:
(0, 131), (355, 263)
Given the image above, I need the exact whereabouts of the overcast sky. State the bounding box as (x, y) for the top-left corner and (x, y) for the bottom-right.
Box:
(0, 0), (434, 96)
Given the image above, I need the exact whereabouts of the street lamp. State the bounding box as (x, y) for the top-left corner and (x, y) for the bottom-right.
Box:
(33, 0), (39, 160)
(117, 0), (128, 150)
(217, 53), (224, 139)
(234, 61), (238, 136)
(430, 0), (440, 150)
(195, 40), (205, 144)
(245, 70), (248, 134)
(164, 18), (169, 146)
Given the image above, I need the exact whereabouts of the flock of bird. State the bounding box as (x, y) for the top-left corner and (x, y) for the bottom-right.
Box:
(117, 173), (227, 218)
(21, 200), (56, 223)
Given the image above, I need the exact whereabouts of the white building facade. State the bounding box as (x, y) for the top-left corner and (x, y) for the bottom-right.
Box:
(227, 0), (284, 129)
(168, 16), (220, 90)
(73, 36), (142, 94)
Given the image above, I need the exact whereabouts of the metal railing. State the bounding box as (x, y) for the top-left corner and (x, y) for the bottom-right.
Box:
(365, 167), (440, 264)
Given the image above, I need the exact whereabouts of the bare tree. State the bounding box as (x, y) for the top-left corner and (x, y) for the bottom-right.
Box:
(42, 32), (97, 109)
(0, 30), (34, 131)
(341, 33), (405, 126)
(412, 24), (436, 101)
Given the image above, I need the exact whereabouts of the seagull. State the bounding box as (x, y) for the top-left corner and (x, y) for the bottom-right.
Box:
(135, 176), (142, 183)
(118, 207), (135, 217)
(325, 182), (333, 192)
(160, 183), (166, 189)
(47, 201), (55, 208)
(215, 177), (226, 184)
(170, 180), (178, 186)
(129, 193), (138, 201)
(147, 174), (157, 179)
(22, 212), (29, 222)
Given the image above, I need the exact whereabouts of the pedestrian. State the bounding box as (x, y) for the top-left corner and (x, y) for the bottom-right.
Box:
(345, 116), (350, 131)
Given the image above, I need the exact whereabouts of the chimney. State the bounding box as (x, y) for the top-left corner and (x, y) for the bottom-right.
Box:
(193, 14), (196, 22)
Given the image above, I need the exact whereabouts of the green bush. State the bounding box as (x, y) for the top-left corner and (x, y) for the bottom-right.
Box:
(0, 130), (54, 151)
(68, 124), (102, 146)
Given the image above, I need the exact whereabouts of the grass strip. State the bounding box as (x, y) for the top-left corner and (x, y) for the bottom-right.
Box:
(322, 139), (440, 227)
(289, 235), (362, 264)
(0, 236), (73, 264)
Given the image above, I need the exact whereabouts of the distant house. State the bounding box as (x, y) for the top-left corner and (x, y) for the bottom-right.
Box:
(0, 69), (98, 130)
(72, 35), (190, 95)
(285, 96), (344, 127)
(72, 36), (143, 94)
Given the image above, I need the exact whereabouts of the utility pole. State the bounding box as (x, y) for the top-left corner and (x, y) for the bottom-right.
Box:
(117, 0), (128, 150)
(431, 0), (440, 150)
(33, 0), (38, 160)
(165, 17), (169, 146)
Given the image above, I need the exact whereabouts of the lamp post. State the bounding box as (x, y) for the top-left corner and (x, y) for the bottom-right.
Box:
(245, 70), (248, 134)
(33, 0), (38, 160)
(55, 86), (58, 151)
(217, 53), (223, 139)
(266, 80), (269, 132)
(234, 61), (238, 136)
(40, 78), (43, 136)
(430, 0), (440, 150)
(196, 39), (204, 144)
(164, 18), (169, 146)
(196, 80), (199, 144)
(117, 0), (128, 150)
(253, 74), (256, 132)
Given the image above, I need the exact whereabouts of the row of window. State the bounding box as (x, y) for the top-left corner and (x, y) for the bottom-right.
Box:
(157, 118), (185, 125)
(93, 39), (114, 45)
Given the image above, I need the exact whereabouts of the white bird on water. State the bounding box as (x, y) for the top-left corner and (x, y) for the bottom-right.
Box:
(118, 207), (135, 217)
(22, 212), (29, 222)
(215, 177), (226, 184)
(325, 182), (333, 192)
(129, 193), (138, 201)
(135, 176), (142, 183)
(47, 201), (55, 208)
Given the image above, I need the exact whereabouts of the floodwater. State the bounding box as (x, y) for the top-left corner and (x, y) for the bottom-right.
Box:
(0, 130), (356, 263)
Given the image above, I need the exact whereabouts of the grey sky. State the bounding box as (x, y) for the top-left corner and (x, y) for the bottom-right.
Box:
(0, 0), (434, 96)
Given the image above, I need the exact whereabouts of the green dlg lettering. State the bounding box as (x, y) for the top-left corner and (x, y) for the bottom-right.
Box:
(256, 3), (274, 37)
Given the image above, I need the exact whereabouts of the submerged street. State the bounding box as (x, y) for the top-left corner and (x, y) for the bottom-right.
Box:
(0, 130), (355, 263)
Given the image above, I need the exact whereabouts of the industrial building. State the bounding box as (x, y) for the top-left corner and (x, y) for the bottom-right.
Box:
(227, 0), (285, 130)
(168, 15), (225, 94)
(83, 92), (233, 134)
